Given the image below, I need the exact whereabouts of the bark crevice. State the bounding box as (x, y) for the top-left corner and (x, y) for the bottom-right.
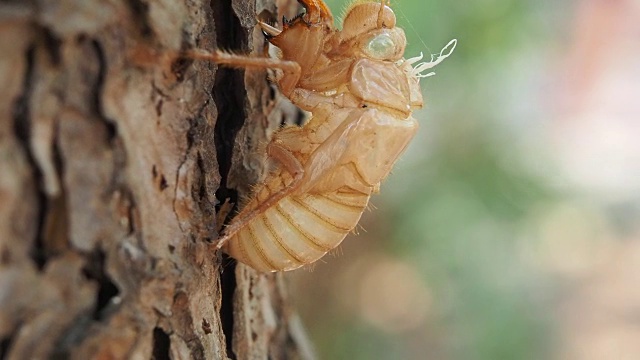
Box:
(81, 249), (121, 321)
(209, 1), (251, 356)
(220, 259), (238, 359)
(125, 0), (153, 39)
(11, 41), (50, 271)
(211, 0), (249, 207)
(152, 326), (171, 360)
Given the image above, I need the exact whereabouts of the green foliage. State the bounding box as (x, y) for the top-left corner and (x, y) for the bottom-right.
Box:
(300, 1), (569, 359)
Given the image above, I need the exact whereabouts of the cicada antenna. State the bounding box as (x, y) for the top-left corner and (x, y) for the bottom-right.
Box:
(377, 0), (390, 28)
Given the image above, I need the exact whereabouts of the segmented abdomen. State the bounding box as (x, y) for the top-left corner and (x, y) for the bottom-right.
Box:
(225, 188), (370, 272)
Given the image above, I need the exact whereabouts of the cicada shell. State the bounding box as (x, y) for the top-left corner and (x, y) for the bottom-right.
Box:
(192, 0), (456, 271)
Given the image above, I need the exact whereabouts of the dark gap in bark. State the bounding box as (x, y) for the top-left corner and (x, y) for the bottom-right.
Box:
(89, 39), (117, 143)
(219, 257), (237, 360)
(11, 44), (34, 176)
(0, 331), (16, 360)
(126, 0), (153, 39)
(152, 327), (171, 360)
(152, 163), (168, 191)
(185, 116), (196, 149)
(155, 98), (163, 116)
(12, 43), (48, 270)
(37, 31), (70, 267)
(209, 0), (248, 355)
(210, 0), (247, 215)
(41, 194), (69, 261)
(159, 174), (168, 191)
(268, 84), (276, 101)
(81, 249), (121, 320)
(41, 27), (61, 65)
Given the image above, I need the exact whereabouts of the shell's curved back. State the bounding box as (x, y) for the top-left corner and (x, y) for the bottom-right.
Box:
(225, 186), (370, 272)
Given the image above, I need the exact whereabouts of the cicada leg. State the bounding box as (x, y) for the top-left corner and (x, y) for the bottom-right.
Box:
(213, 142), (305, 249)
(186, 50), (302, 95)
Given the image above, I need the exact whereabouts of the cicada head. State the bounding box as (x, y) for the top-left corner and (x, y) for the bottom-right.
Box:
(342, 1), (396, 36)
(337, 1), (407, 61)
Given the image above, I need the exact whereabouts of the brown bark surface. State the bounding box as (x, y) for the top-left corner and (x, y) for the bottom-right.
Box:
(0, 0), (313, 358)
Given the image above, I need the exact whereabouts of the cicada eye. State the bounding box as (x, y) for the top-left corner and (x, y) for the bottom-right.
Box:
(365, 33), (396, 59)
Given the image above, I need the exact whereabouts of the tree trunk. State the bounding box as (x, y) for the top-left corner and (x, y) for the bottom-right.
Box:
(0, 0), (313, 358)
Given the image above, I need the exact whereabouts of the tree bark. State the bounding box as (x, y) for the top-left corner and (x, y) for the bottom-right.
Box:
(0, 0), (313, 359)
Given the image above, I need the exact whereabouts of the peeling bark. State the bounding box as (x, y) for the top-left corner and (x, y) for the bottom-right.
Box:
(0, 0), (313, 359)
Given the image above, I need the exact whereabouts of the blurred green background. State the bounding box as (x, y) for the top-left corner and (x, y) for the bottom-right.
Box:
(288, 0), (640, 359)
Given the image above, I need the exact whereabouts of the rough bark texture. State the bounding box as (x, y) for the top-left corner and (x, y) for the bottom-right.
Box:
(0, 0), (313, 359)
